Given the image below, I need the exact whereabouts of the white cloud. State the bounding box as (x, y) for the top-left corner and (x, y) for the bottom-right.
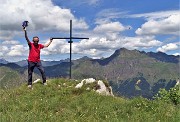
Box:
(95, 8), (128, 24)
(157, 43), (179, 52)
(94, 22), (126, 33)
(0, 0), (88, 40)
(53, 36), (162, 58)
(93, 21), (131, 40)
(1, 2), (179, 61)
(0, 45), (9, 57)
(0, 35), (163, 61)
(136, 14), (180, 36)
(95, 10), (180, 36)
(0, 45), (9, 53)
(74, 37), (113, 51)
(41, 39), (69, 55)
(62, 0), (101, 6)
(129, 10), (180, 20)
(7, 45), (28, 56)
(0, 52), (3, 57)
(88, 0), (100, 5)
(2, 40), (19, 45)
(37, 33), (162, 59)
(173, 53), (180, 56)
(0, 39), (28, 58)
(94, 9), (131, 40)
(0, 31), (19, 40)
(117, 36), (162, 50)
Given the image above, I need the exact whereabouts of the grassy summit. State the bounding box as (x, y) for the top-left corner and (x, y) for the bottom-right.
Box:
(0, 78), (179, 122)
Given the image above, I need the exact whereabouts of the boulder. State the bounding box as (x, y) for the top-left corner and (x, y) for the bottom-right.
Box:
(75, 78), (114, 96)
(96, 80), (114, 96)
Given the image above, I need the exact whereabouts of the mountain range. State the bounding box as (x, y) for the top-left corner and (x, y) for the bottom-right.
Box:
(0, 48), (179, 98)
(12, 58), (70, 67)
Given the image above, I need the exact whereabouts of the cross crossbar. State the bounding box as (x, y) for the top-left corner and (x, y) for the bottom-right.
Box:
(51, 37), (89, 40)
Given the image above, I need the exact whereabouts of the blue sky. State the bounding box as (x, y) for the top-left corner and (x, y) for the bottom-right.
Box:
(0, 0), (179, 62)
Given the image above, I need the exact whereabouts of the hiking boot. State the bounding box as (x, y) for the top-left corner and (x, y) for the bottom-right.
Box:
(28, 85), (32, 89)
(43, 83), (47, 86)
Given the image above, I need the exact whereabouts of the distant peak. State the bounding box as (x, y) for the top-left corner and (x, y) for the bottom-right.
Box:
(0, 58), (9, 64)
(112, 48), (142, 58)
(115, 48), (129, 52)
(113, 48), (129, 54)
(146, 51), (179, 63)
(82, 56), (91, 59)
(76, 56), (92, 61)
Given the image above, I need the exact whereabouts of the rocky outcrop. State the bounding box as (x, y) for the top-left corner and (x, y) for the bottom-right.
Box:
(75, 78), (114, 96)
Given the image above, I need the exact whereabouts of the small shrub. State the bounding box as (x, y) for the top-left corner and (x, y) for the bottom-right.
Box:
(155, 85), (180, 105)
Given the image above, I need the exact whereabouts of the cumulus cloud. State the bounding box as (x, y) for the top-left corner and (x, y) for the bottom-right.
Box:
(0, 45), (9, 57)
(93, 9), (131, 40)
(157, 43), (179, 52)
(41, 39), (69, 55)
(0, 46), (9, 53)
(173, 53), (180, 56)
(0, 31), (19, 40)
(0, 0), (88, 40)
(74, 36), (162, 57)
(7, 45), (28, 56)
(2, 40), (20, 45)
(1, 1), (179, 61)
(92, 21), (131, 40)
(39, 35), (162, 58)
(94, 22), (126, 33)
(135, 14), (180, 35)
(0, 52), (3, 57)
(0, 34), (167, 61)
(120, 36), (162, 49)
(41, 38), (109, 59)
(0, 40), (28, 60)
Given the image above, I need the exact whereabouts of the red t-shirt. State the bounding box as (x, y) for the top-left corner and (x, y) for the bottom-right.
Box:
(28, 42), (44, 62)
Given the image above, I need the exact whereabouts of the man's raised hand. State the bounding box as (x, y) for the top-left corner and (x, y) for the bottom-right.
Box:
(23, 27), (26, 31)
(50, 38), (53, 42)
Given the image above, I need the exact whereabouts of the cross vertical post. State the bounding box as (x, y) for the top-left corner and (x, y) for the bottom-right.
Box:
(51, 20), (89, 79)
(68, 20), (73, 79)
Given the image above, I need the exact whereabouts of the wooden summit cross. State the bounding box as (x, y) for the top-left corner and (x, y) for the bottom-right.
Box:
(51, 20), (89, 79)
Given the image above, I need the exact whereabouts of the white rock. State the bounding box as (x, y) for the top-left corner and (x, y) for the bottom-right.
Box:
(84, 78), (96, 84)
(75, 78), (95, 88)
(109, 86), (114, 96)
(96, 80), (108, 95)
(86, 87), (90, 90)
(75, 81), (84, 88)
(74, 78), (114, 96)
(175, 80), (179, 86)
(96, 80), (113, 96)
(33, 79), (40, 84)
